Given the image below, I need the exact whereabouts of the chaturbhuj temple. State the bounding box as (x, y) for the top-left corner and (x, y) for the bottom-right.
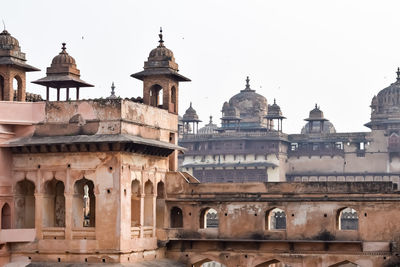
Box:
(1, 28), (400, 267)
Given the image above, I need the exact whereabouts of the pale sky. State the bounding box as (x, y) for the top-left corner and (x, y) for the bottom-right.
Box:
(3, 0), (400, 134)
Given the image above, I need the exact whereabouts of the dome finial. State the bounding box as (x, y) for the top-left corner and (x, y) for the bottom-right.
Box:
(315, 103), (318, 109)
(245, 76), (250, 90)
(61, 43), (67, 53)
(2, 20), (5, 32)
(111, 82), (116, 96)
(158, 27), (164, 47)
(396, 67), (400, 82)
(274, 98), (276, 104)
(209, 115), (213, 124)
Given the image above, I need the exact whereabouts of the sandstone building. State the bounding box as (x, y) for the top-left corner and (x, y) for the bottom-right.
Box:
(0, 28), (400, 267)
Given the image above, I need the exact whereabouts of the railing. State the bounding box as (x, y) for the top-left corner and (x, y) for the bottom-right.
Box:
(288, 148), (345, 157)
(180, 131), (288, 140)
(131, 227), (140, 238)
(287, 173), (400, 185)
(42, 227), (65, 240)
(72, 227), (95, 240)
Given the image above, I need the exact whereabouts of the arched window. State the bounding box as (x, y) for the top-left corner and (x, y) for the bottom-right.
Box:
(170, 207), (183, 228)
(192, 259), (226, 267)
(200, 208), (219, 229)
(329, 260), (359, 267)
(156, 181), (165, 228)
(338, 207), (358, 230)
(0, 75), (4, 101)
(171, 86), (177, 112)
(1, 203), (11, 229)
(131, 180), (141, 227)
(73, 178), (95, 227)
(13, 75), (23, 101)
(43, 179), (65, 227)
(267, 208), (286, 230)
(15, 180), (35, 228)
(149, 84), (163, 107)
(144, 181), (154, 226)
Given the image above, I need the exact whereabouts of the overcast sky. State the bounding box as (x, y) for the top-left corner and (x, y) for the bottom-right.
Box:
(3, 0), (400, 133)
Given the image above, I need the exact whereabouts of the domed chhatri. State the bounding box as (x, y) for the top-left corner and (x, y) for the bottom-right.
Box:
(221, 76), (268, 131)
(366, 68), (400, 130)
(0, 29), (39, 71)
(131, 28), (190, 115)
(266, 99), (286, 132)
(0, 29), (39, 101)
(131, 28), (190, 82)
(182, 102), (202, 134)
(198, 116), (218, 134)
(301, 104), (336, 134)
(32, 43), (93, 101)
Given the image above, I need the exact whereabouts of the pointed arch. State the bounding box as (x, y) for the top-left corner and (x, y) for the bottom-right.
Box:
(200, 207), (219, 229)
(1, 203), (11, 229)
(73, 178), (95, 227)
(13, 75), (23, 101)
(192, 258), (226, 267)
(266, 208), (286, 230)
(255, 259), (282, 267)
(131, 179), (141, 227)
(338, 207), (358, 230)
(171, 86), (177, 112)
(15, 180), (35, 228)
(156, 181), (165, 228)
(149, 84), (163, 107)
(329, 260), (359, 267)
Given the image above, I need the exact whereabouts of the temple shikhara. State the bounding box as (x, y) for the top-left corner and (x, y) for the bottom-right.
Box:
(1, 28), (400, 267)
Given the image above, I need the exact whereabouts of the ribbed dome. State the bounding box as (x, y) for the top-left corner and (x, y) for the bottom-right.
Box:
(0, 30), (19, 48)
(51, 43), (76, 65)
(301, 121), (336, 134)
(375, 69), (400, 114)
(225, 77), (268, 128)
(149, 45), (174, 60)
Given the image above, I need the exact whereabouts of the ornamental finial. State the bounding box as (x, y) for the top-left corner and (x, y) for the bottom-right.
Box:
(158, 27), (164, 46)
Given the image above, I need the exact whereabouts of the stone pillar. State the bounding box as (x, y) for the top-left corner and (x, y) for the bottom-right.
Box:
(34, 193), (43, 240)
(152, 195), (157, 236)
(140, 195), (144, 238)
(64, 194), (73, 240)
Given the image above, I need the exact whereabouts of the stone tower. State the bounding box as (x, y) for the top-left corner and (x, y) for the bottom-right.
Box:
(131, 29), (190, 114)
(0, 30), (39, 101)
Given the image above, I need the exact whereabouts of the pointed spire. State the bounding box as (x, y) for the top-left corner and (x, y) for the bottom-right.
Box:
(158, 27), (164, 47)
(190, 101), (192, 108)
(274, 98), (276, 105)
(396, 67), (400, 82)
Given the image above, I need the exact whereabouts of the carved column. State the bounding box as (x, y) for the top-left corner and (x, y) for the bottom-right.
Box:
(64, 194), (73, 240)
